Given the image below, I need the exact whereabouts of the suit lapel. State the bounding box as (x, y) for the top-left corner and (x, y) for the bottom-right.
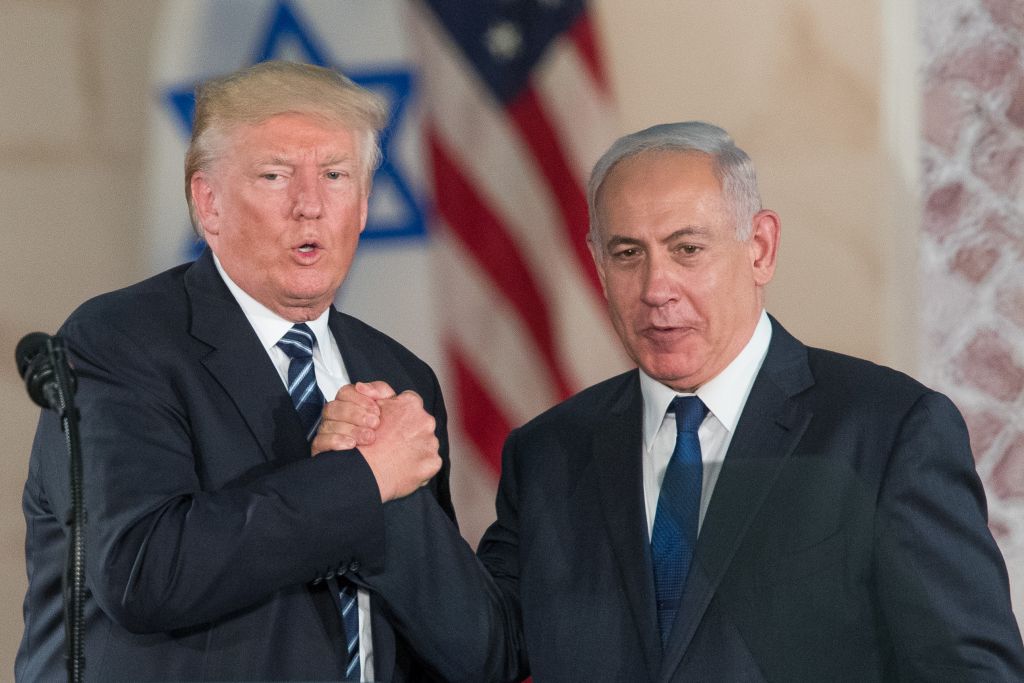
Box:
(185, 251), (309, 465)
(329, 310), (413, 390)
(661, 318), (815, 680)
(592, 371), (662, 679)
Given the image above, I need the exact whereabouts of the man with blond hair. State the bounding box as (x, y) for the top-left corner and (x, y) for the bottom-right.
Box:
(17, 61), (451, 682)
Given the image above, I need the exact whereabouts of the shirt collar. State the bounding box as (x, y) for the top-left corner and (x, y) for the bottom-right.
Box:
(212, 253), (334, 359)
(640, 310), (773, 451)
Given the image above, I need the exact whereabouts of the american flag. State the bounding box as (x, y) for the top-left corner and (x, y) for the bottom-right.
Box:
(408, 0), (629, 544)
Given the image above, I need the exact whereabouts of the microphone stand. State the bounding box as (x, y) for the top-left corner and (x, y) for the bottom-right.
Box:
(47, 337), (86, 683)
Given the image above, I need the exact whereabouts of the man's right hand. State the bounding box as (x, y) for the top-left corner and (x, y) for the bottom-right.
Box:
(314, 382), (442, 502)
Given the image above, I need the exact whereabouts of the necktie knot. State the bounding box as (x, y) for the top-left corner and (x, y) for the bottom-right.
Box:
(277, 323), (316, 360)
(671, 395), (707, 434)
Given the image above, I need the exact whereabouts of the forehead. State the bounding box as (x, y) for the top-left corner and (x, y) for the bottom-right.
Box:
(602, 150), (719, 197)
(596, 151), (726, 226)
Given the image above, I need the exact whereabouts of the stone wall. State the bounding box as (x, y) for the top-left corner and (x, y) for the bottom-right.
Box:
(920, 0), (1024, 615)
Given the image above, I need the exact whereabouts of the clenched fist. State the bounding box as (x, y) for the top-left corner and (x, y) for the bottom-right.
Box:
(313, 382), (441, 502)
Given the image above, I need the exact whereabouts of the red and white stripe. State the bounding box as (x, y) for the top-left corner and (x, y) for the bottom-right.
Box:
(408, 2), (628, 544)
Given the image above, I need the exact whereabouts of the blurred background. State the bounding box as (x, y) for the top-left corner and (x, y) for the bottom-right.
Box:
(2, 0), (1022, 676)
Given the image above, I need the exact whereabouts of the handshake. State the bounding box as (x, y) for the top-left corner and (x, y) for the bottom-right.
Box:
(312, 382), (442, 503)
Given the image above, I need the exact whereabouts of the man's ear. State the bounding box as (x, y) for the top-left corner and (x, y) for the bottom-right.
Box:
(749, 209), (781, 287)
(190, 171), (220, 240)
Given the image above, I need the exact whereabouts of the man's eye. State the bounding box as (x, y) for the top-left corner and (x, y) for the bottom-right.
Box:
(678, 244), (701, 255)
(261, 173), (280, 181)
(612, 247), (640, 259)
(325, 171), (346, 180)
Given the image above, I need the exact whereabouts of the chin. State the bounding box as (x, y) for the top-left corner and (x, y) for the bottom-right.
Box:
(286, 272), (336, 295)
(651, 368), (699, 387)
(290, 289), (333, 306)
(640, 354), (703, 387)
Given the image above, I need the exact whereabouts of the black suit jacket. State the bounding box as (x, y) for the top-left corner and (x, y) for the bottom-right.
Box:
(16, 249), (454, 682)
(365, 316), (1024, 682)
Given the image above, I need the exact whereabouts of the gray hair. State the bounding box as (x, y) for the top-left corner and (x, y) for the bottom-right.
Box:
(587, 121), (762, 250)
(185, 60), (389, 237)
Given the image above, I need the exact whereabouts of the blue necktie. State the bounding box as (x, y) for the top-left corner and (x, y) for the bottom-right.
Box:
(276, 324), (324, 441)
(277, 324), (360, 681)
(650, 395), (707, 644)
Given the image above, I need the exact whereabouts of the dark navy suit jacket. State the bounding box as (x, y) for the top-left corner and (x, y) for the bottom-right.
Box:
(17, 249), (454, 682)
(365, 317), (1024, 682)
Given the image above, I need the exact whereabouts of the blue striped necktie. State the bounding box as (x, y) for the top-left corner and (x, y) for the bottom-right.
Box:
(650, 395), (707, 644)
(276, 324), (325, 441)
(276, 323), (360, 681)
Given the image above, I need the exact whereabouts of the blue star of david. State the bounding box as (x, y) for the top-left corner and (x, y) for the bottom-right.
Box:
(164, 0), (424, 260)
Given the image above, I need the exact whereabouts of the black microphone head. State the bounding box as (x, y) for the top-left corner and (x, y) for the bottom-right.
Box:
(15, 332), (75, 409)
(16, 332), (51, 380)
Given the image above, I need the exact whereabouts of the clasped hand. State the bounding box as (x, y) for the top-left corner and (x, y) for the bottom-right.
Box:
(312, 382), (441, 502)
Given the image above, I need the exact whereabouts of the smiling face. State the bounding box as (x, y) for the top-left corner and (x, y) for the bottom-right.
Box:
(590, 150), (779, 391)
(190, 112), (370, 321)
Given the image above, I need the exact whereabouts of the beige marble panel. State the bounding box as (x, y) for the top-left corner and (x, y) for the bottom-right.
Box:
(0, 2), (158, 672)
(0, 1), (90, 150)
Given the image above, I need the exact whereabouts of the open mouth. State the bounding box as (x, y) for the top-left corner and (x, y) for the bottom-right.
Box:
(294, 240), (321, 254)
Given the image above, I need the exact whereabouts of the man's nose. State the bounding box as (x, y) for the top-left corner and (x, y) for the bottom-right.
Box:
(291, 171), (324, 220)
(640, 256), (678, 308)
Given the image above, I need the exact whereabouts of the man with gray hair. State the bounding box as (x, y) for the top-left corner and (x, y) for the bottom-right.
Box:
(340, 121), (1024, 681)
(17, 61), (451, 682)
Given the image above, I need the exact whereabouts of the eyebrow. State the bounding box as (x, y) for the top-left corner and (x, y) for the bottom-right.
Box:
(604, 225), (710, 249)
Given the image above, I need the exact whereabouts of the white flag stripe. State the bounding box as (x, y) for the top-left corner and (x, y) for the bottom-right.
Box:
(535, 34), (621, 189)
(435, 230), (563, 424)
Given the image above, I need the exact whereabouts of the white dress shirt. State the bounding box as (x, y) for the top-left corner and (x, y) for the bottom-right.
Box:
(640, 310), (773, 539)
(214, 255), (374, 681)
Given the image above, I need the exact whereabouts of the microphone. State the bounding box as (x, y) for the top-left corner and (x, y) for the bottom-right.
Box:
(15, 332), (77, 410)
(18, 332), (86, 681)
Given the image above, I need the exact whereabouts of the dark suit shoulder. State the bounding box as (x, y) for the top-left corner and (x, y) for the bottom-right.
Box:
(56, 262), (212, 385)
(803, 345), (934, 409)
(515, 369), (637, 438)
(63, 261), (193, 336)
(766, 317), (935, 414)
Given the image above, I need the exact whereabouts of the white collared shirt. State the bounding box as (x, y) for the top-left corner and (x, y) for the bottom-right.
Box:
(640, 310), (773, 539)
(213, 255), (374, 681)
